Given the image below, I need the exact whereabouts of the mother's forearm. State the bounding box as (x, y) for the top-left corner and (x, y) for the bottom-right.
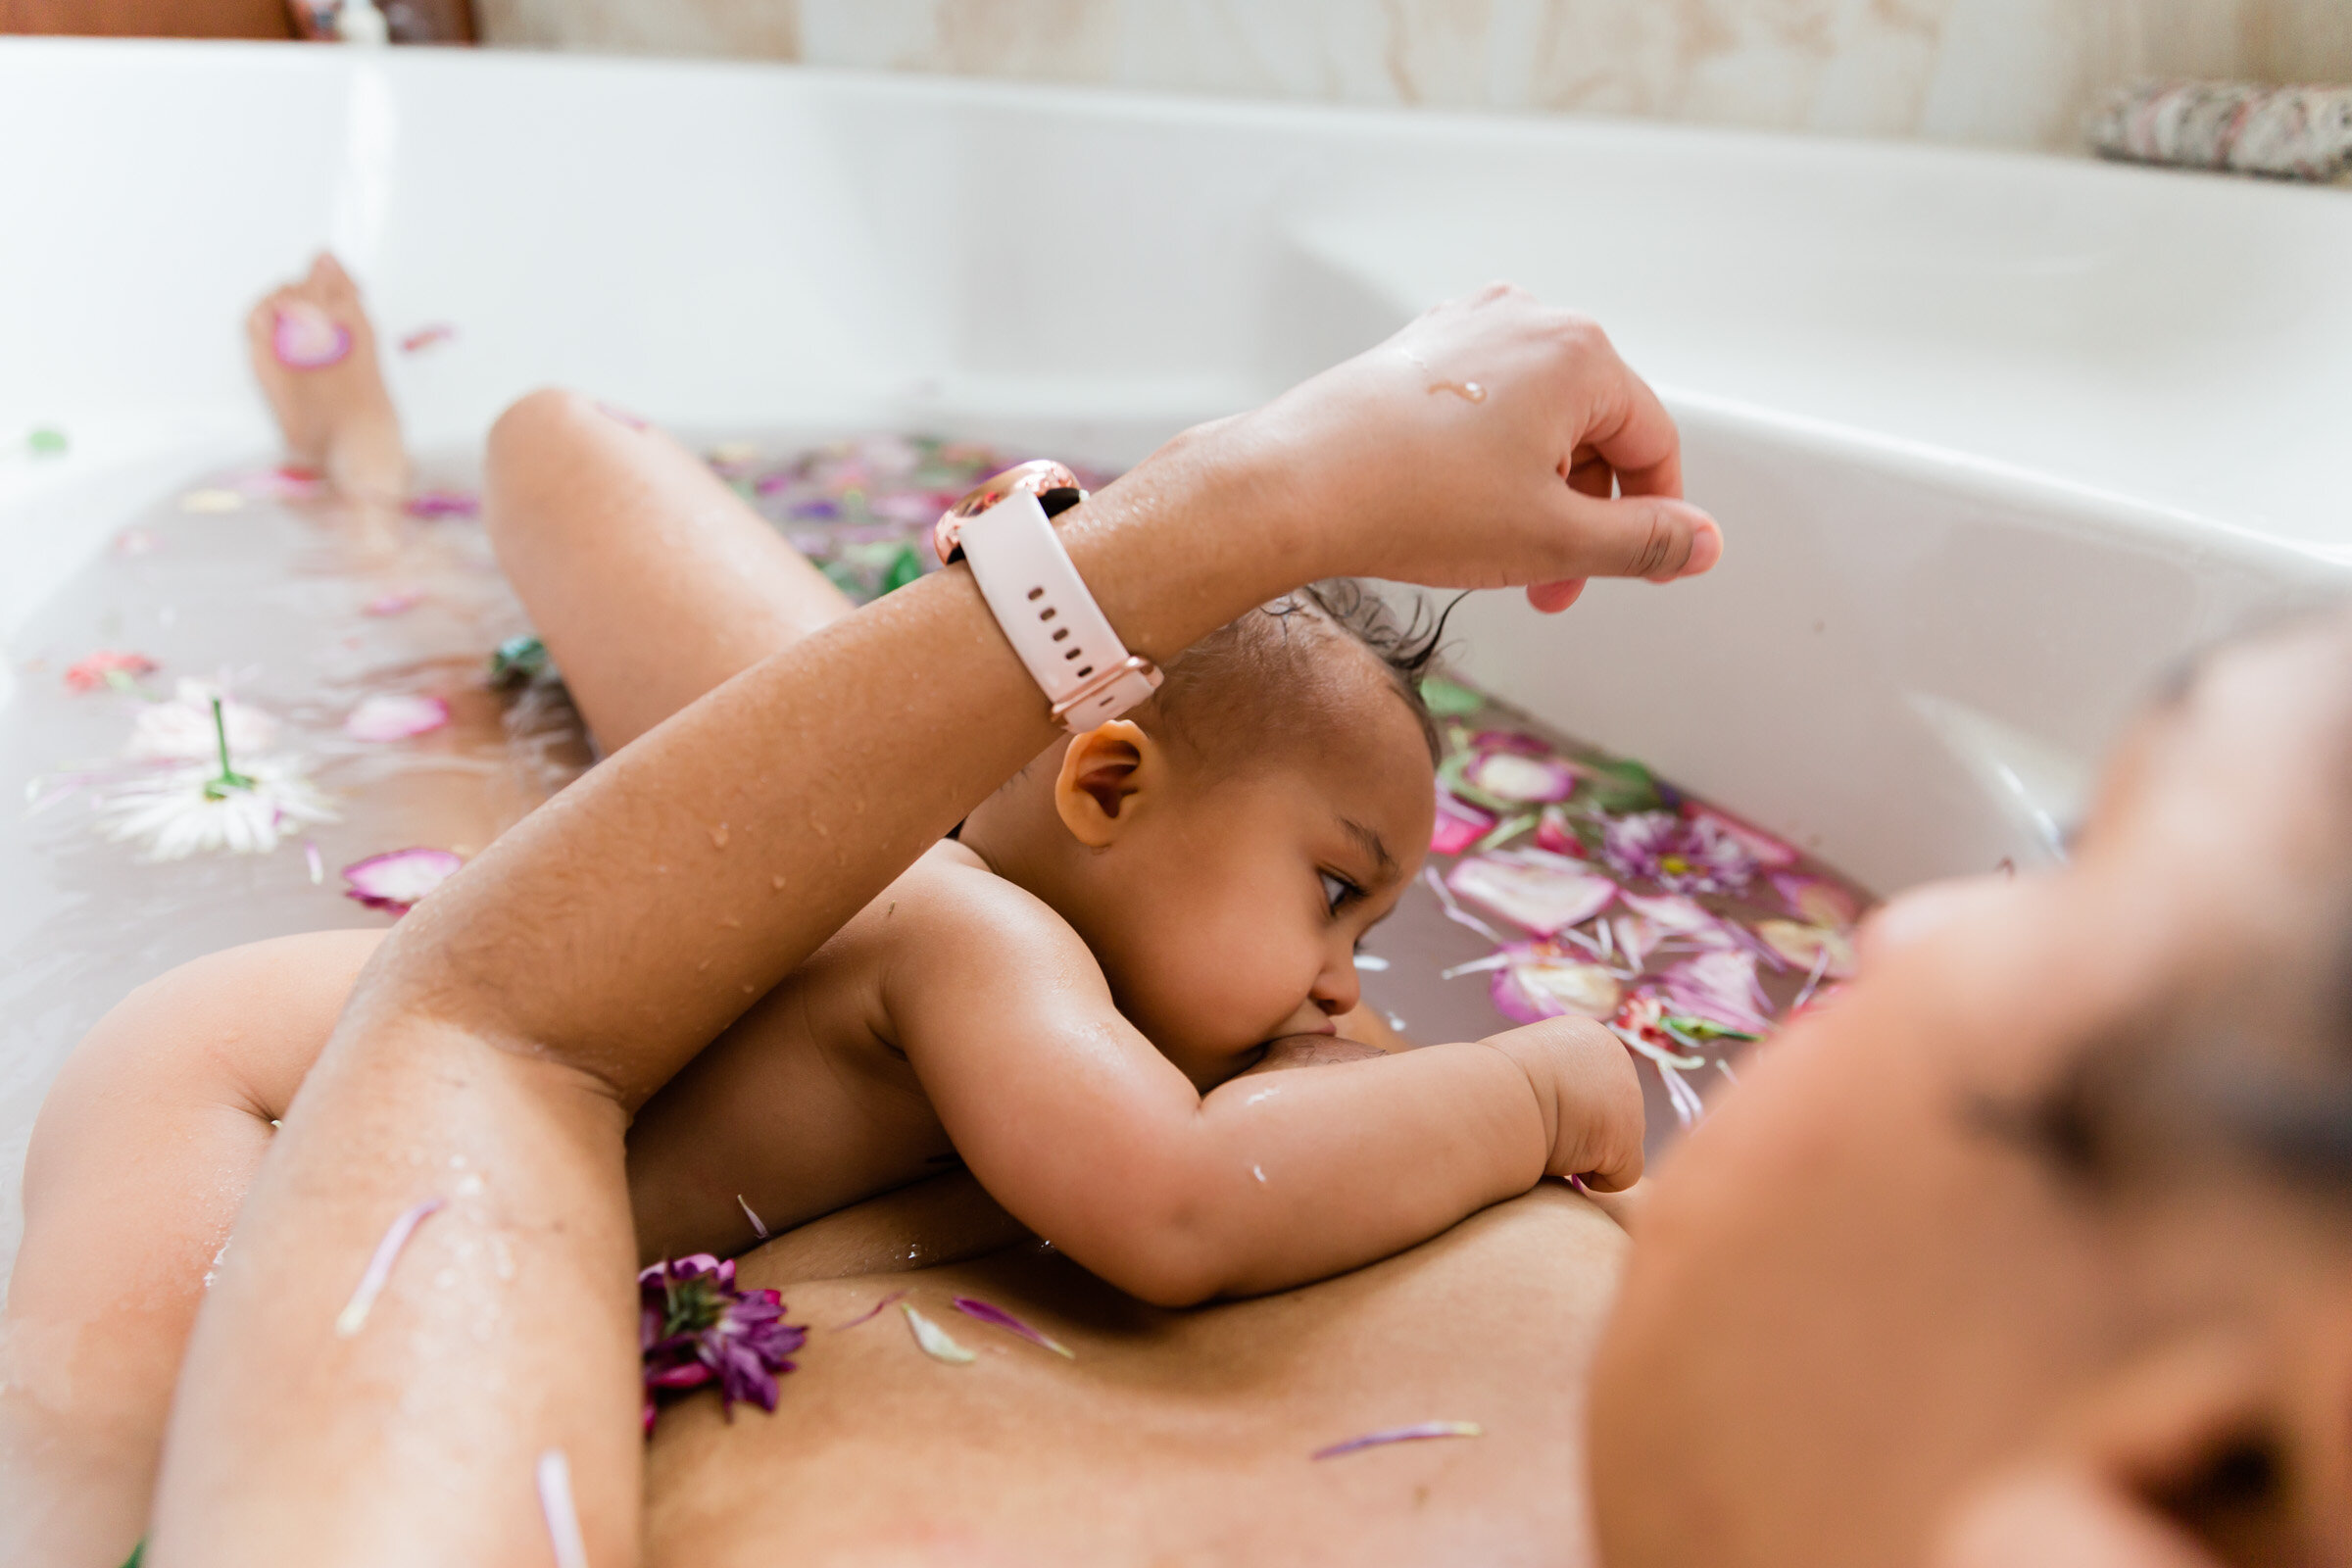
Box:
(378, 417), (1310, 1106)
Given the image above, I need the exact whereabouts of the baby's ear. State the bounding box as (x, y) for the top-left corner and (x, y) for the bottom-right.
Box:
(1053, 720), (1162, 847)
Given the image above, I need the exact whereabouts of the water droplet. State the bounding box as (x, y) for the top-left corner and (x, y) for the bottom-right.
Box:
(1428, 379), (1487, 404)
(456, 1172), (485, 1198)
(1252, 1164), (1268, 1184)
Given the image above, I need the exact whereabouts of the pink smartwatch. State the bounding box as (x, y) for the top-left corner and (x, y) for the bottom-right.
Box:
(936, 461), (1163, 733)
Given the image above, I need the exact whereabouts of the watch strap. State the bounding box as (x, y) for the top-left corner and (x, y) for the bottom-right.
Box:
(958, 489), (1163, 733)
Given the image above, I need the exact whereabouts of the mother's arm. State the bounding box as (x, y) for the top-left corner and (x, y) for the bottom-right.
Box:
(149, 288), (1717, 1564)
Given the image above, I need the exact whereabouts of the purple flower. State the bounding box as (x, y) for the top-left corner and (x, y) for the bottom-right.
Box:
(639, 1253), (808, 1435)
(1599, 810), (1756, 895)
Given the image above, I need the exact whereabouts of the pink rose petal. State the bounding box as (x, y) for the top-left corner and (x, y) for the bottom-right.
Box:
(1446, 851), (1617, 937)
(1660, 948), (1773, 1035)
(272, 303), (352, 369)
(363, 590), (422, 616)
(1754, 919), (1857, 980)
(1461, 750), (1579, 804)
(344, 693), (450, 741)
(342, 847), (462, 915)
(63, 650), (157, 693)
(1490, 941), (1625, 1025)
(399, 322), (457, 354)
(1770, 871), (1860, 930)
(1430, 787), (1494, 856)
(1616, 891), (1739, 947)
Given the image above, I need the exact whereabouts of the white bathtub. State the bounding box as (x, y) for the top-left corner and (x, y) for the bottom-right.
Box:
(2, 39), (2348, 1270)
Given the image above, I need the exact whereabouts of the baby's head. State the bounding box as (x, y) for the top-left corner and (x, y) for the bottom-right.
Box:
(958, 582), (1444, 1087)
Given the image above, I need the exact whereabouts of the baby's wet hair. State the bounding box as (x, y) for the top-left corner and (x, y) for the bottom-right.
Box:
(1143, 579), (1458, 772)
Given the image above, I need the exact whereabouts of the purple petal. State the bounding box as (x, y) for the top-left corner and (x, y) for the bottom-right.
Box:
(1445, 851), (1617, 937)
(831, 1288), (908, 1331)
(404, 489), (480, 520)
(341, 847), (463, 914)
(344, 693), (450, 741)
(1311, 1420), (1483, 1460)
(952, 1296), (1076, 1358)
(1660, 949), (1772, 1035)
(271, 304), (351, 369)
(1771, 871), (1861, 930)
(333, 1197), (444, 1338)
(1684, 802), (1799, 868)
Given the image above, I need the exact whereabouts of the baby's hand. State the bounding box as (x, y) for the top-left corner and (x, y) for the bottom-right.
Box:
(1484, 1016), (1646, 1192)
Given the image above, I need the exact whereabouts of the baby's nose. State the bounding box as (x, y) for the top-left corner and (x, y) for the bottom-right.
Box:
(1312, 964), (1361, 1016)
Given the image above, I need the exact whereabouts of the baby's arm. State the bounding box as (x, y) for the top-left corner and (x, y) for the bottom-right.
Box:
(887, 881), (1642, 1307)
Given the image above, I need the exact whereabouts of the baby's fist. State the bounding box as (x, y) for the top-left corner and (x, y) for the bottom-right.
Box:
(1484, 1015), (1645, 1192)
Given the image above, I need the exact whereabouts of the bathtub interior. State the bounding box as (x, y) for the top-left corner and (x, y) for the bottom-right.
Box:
(3, 40), (2349, 1282)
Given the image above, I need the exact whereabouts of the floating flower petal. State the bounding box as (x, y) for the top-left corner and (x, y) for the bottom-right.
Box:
(1430, 787), (1494, 856)
(1445, 850), (1617, 937)
(1489, 941), (1625, 1025)
(271, 302), (352, 369)
(535, 1449), (591, 1568)
(342, 847), (462, 915)
(1753, 918), (1857, 981)
(952, 1296), (1075, 1358)
(903, 1301), (977, 1364)
(1771, 871), (1861, 930)
(1533, 805), (1589, 858)
(1660, 948), (1773, 1035)
(399, 322), (457, 354)
(363, 590), (421, 616)
(344, 693), (450, 741)
(1311, 1420), (1483, 1460)
(64, 650), (157, 693)
(1617, 891), (1739, 947)
(404, 489), (479, 519)
(1460, 749), (1579, 804)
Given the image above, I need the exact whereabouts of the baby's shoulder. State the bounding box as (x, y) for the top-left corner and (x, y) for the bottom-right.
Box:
(836, 840), (1087, 968)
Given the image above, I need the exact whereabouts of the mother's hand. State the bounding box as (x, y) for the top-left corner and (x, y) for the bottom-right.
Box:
(1252, 282), (1721, 612)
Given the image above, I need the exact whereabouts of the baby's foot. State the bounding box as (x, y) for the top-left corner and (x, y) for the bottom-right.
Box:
(246, 253), (409, 507)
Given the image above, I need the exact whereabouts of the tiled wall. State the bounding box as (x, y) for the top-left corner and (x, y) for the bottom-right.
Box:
(477, 0), (2352, 153)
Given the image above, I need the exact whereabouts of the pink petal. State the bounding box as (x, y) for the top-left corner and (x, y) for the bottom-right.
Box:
(334, 1197), (445, 1337)
(1617, 891), (1738, 946)
(344, 693), (450, 741)
(63, 650), (157, 692)
(404, 490), (479, 519)
(1460, 750), (1579, 804)
(1312, 1420), (1483, 1460)
(1430, 787), (1494, 856)
(1490, 942), (1624, 1025)
(830, 1288), (909, 1332)
(363, 590), (421, 616)
(342, 847), (463, 914)
(1661, 949), (1772, 1034)
(399, 322), (457, 354)
(1683, 802), (1799, 868)
(952, 1297), (1075, 1358)
(1770, 872), (1860, 930)
(594, 401), (649, 431)
(1754, 919), (1857, 980)
(271, 303), (352, 369)
(1533, 806), (1585, 858)
(1446, 851), (1617, 937)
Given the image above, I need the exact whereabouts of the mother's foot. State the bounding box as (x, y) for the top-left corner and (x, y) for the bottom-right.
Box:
(246, 253), (409, 507)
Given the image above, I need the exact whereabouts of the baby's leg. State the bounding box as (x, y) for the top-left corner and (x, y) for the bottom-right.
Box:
(0, 931), (381, 1568)
(482, 389), (855, 752)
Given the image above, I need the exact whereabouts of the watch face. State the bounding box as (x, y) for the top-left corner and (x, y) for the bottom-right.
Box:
(934, 459), (1087, 564)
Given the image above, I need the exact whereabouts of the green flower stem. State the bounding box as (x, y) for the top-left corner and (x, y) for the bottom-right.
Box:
(203, 696), (257, 800)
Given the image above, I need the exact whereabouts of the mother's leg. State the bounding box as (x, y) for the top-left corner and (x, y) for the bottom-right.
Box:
(482, 389), (854, 752)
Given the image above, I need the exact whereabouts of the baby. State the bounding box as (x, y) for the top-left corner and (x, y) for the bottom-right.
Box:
(623, 581), (1643, 1298)
(6, 257), (1641, 1561)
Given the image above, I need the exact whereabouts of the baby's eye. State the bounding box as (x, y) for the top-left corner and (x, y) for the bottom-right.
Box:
(1319, 871), (1358, 914)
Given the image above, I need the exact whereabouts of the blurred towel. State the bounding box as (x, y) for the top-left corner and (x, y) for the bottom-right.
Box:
(2090, 81), (2352, 182)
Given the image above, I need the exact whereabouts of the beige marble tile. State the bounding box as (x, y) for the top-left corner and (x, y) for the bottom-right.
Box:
(476, 0), (2352, 153)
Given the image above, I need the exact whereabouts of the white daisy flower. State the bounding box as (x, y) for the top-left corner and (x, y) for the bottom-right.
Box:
(94, 753), (338, 861)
